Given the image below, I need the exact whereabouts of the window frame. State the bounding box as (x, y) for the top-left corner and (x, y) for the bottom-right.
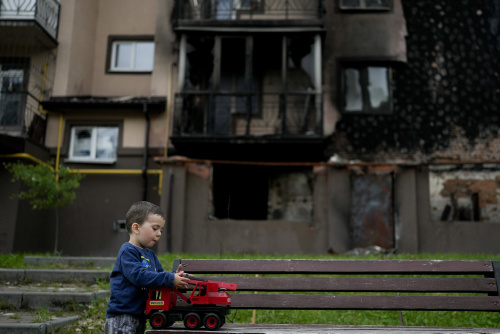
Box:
(0, 59), (29, 126)
(339, 0), (391, 11)
(106, 36), (155, 73)
(66, 124), (120, 164)
(339, 61), (393, 115)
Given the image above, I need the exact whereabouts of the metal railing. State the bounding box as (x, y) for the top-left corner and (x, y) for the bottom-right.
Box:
(0, 90), (46, 144)
(174, 91), (323, 137)
(177, 0), (324, 21)
(0, 0), (60, 39)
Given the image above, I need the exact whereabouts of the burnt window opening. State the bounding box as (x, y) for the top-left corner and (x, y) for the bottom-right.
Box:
(429, 167), (500, 223)
(212, 165), (313, 221)
(341, 64), (392, 114)
(439, 192), (481, 222)
(177, 33), (322, 136)
(0, 58), (29, 126)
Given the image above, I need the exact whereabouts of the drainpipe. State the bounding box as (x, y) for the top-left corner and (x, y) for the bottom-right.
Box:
(142, 102), (150, 201)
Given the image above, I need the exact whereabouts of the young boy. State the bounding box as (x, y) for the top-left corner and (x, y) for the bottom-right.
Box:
(105, 201), (189, 334)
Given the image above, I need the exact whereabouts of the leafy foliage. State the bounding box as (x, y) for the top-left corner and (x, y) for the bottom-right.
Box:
(4, 162), (83, 210)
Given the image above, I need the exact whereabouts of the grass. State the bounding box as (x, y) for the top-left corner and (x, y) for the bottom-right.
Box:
(32, 307), (53, 323)
(0, 252), (113, 270)
(1, 252), (500, 332)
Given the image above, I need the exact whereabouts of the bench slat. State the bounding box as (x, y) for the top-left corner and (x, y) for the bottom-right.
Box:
(201, 276), (497, 293)
(180, 259), (494, 275)
(228, 294), (500, 311)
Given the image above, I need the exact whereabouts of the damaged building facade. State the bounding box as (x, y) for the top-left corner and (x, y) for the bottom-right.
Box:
(159, 0), (500, 255)
(1, 0), (499, 255)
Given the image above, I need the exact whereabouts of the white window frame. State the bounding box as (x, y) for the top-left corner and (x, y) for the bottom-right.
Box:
(339, 0), (390, 11)
(68, 126), (118, 164)
(109, 40), (155, 72)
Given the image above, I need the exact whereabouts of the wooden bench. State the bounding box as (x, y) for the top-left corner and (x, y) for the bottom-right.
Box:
(149, 259), (500, 332)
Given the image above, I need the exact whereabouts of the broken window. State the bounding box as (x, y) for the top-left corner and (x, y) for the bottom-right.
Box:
(211, 165), (313, 221)
(285, 35), (319, 135)
(341, 64), (392, 114)
(184, 36), (215, 91)
(68, 126), (119, 163)
(429, 166), (500, 223)
(180, 36), (215, 134)
(0, 59), (28, 126)
(214, 36), (255, 134)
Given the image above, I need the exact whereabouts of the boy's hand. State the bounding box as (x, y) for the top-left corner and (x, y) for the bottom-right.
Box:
(174, 264), (189, 289)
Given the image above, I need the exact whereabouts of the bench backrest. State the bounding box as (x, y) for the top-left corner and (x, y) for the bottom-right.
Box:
(173, 259), (500, 312)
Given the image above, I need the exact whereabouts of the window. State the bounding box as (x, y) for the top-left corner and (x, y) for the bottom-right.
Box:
(0, 60), (28, 126)
(109, 39), (155, 72)
(341, 64), (392, 114)
(215, 0), (261, 19)
(340, 0), (390, 10)
(68, 126), (119, 163)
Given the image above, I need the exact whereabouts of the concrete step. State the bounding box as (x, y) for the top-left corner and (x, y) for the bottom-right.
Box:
(0, 269), (111, 284)
(24, 256), (115, 268)
(0, 287), (110, 310)
(0, 313), (79, 334)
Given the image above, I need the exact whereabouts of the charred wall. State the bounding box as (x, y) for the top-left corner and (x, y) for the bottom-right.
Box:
(328, 0), (500, 161)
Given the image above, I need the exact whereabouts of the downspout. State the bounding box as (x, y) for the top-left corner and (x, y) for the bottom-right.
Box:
(142, 102), (150, 201)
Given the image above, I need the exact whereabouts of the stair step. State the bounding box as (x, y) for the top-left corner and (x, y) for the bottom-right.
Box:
(0, 289), (110, 310)
(0, 313), (79, 334)
(0, 269), (110, 284)
(24, 256), (116, 268)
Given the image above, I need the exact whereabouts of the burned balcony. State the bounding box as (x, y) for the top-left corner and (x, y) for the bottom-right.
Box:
(175, 0), (324, 23)
(174, 91), (323, 137)
(171, 91), (325, 161)
(0, 0), (60, 42)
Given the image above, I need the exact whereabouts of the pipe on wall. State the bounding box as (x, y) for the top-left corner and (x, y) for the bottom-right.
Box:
(142, 102), (151, 201)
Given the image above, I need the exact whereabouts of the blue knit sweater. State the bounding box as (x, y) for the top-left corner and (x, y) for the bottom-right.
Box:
(106, 242), (175, 318)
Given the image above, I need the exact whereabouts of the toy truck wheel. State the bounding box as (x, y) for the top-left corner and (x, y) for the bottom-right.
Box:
(184, 312), (202, 329)
(150, 312), (173, 329)
(203, 313), (222, 331)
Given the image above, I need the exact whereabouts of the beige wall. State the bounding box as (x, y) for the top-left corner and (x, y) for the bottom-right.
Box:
(90, 0), (157, 96)
(47, 0), (175, 150)
(53, 0), (99, 96)
(54, 0), (169, 97)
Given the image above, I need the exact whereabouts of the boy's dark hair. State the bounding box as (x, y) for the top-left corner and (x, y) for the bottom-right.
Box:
(126, 201), (165, 233)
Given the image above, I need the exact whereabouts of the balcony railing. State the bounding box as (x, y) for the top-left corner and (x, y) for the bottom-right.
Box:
(177, 0), (324, 21)
(0, 0), (60, 39)
(174, 91), (323, 137)
(0, 90), (46, 144)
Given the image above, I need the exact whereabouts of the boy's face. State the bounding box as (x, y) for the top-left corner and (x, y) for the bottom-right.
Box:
(129, 214), (165, 249)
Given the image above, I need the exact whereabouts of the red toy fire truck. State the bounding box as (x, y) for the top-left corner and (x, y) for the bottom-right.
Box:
(145, 275), (237, 330)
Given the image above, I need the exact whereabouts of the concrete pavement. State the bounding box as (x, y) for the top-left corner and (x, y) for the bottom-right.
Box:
(146, 323), (500, 334)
